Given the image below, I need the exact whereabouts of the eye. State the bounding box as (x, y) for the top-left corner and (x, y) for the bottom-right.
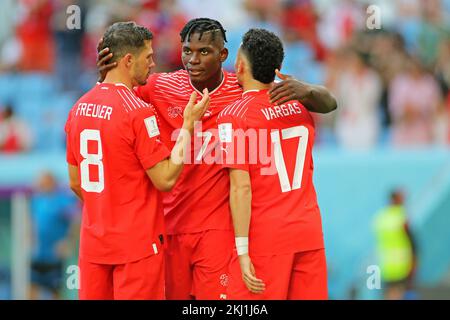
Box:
(201, 49), (209, 55)
(183, 49), (192, 55)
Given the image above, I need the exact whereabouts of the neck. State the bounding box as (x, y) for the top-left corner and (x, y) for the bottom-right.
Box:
(191, 69), (223, 93)
(104, 69), (133, 90)
(242, 78), (273, 92)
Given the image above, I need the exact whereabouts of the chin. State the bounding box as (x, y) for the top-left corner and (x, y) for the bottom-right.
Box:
(189, 74), (208, 84)
(138, 79), (148, 86)
(188, 74), (201, 82)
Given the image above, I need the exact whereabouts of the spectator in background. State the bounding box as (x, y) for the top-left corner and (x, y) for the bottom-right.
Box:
(0, 105), (32, 153)
(434, 38), (450, 144)
(317, 0), (365, 51)
(0, 0), (17, 46)
(135, 0), (187, 72)
(280, 0), (326, 62)
(335, 49), (382, 149)
(389, 56), (442, 147)
(417, 0), (448, 69)
(29, 171), (79, 300)
(395, 0), (422, 53)
(0, 0), (19, 72)
(16, 0), (54, 73)
(79, 0), (113, 91)
(373, 189), (418, 300)
(369, 32), (409, 129)
(52, 0), (86, 93)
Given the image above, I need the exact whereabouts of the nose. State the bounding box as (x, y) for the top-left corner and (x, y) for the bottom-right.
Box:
(189, 52), (200, 65)
(149, 58), (156, 70)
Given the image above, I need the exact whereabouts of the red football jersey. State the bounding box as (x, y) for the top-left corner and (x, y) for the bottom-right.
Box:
(65, 83), (170, 264)
(217, 89), (324, 256)
(136, 70), (243, 234)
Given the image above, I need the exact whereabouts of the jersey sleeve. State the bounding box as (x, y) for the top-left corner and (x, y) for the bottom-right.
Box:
(217, 113), (249, 171)
(132, 109), (170, 170)
(64, 110), (77, 166)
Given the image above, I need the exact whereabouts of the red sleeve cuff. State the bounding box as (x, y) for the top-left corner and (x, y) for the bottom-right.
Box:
(140, 147), (170, 170)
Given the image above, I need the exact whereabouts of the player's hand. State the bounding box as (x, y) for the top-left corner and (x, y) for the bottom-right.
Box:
(269, 69), (313, 105)
(96, 38), (117, 83)
(182, 89), (210, 132)
(238, 254), (265, 294)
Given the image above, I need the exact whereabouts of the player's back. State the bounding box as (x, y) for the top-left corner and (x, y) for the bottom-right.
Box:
(218, 89), (324, 256)
(65, 83), (168, 264)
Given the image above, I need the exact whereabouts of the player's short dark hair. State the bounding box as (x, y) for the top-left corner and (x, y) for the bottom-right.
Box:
(100, 21), (153, 63)
(241, 28), (284, 84)
(180, 18), (227, 43)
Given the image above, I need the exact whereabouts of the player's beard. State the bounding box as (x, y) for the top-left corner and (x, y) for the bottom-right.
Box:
(137, 76), (148, 86)
(134, 69), (150, 86)
(133, 63), (150, 86)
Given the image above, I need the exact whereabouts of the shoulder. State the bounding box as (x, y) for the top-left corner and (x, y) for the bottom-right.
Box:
(155, 69), (189, 84)
(152, 69), (191, 97)
(135, 70), (188, 99)
(217, 95), (255, 125)
(114, 86), (155, 119)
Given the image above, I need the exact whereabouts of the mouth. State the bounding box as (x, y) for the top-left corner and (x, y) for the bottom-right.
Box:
(187, 69), (204, 77)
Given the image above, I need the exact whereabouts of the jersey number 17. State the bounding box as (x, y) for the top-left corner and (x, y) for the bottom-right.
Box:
(271, 125), (309, 193)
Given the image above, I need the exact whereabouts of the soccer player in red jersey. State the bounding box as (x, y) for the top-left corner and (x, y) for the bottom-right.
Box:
(65, 22), (210, 300)
(217, 28), (328, 299)
(97, 18), (336, 300)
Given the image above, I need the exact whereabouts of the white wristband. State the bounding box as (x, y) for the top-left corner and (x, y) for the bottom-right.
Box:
(235, 237), (249, 256)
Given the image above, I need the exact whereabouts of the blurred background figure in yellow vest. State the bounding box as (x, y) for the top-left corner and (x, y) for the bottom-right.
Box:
(373, 189), (418, 300)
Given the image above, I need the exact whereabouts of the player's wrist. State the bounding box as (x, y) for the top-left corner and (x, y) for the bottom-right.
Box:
(181, 122), (194, 135)
(235, 237), (249, 256)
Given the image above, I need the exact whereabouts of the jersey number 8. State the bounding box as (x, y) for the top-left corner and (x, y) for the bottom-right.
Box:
(80, 129), (104, 193)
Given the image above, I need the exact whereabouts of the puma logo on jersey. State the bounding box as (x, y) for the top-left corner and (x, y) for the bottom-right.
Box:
(168, 105), (182, 118)
(203, 110), (213, 118)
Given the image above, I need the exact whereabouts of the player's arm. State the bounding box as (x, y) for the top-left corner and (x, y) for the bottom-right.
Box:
(269, 69), (337, 114)
(229, 168), (265, 294)
(68, 164), (83, 201)
(146, 90), (210, 192)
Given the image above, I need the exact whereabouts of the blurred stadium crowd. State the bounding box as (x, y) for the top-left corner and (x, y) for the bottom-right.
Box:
(0, 0), (449, 153)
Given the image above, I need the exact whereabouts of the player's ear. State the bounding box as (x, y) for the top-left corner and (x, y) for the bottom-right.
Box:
(124, 53), (133, 68)
(240, 54), (251, 76)
(235, 49), (244, 75)
(236, 59), (243, 75)
(220, 47), (228, 63)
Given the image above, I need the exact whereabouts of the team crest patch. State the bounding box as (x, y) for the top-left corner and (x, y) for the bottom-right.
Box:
(220, 273), (229, 287)
(168, 105), (182, 118)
